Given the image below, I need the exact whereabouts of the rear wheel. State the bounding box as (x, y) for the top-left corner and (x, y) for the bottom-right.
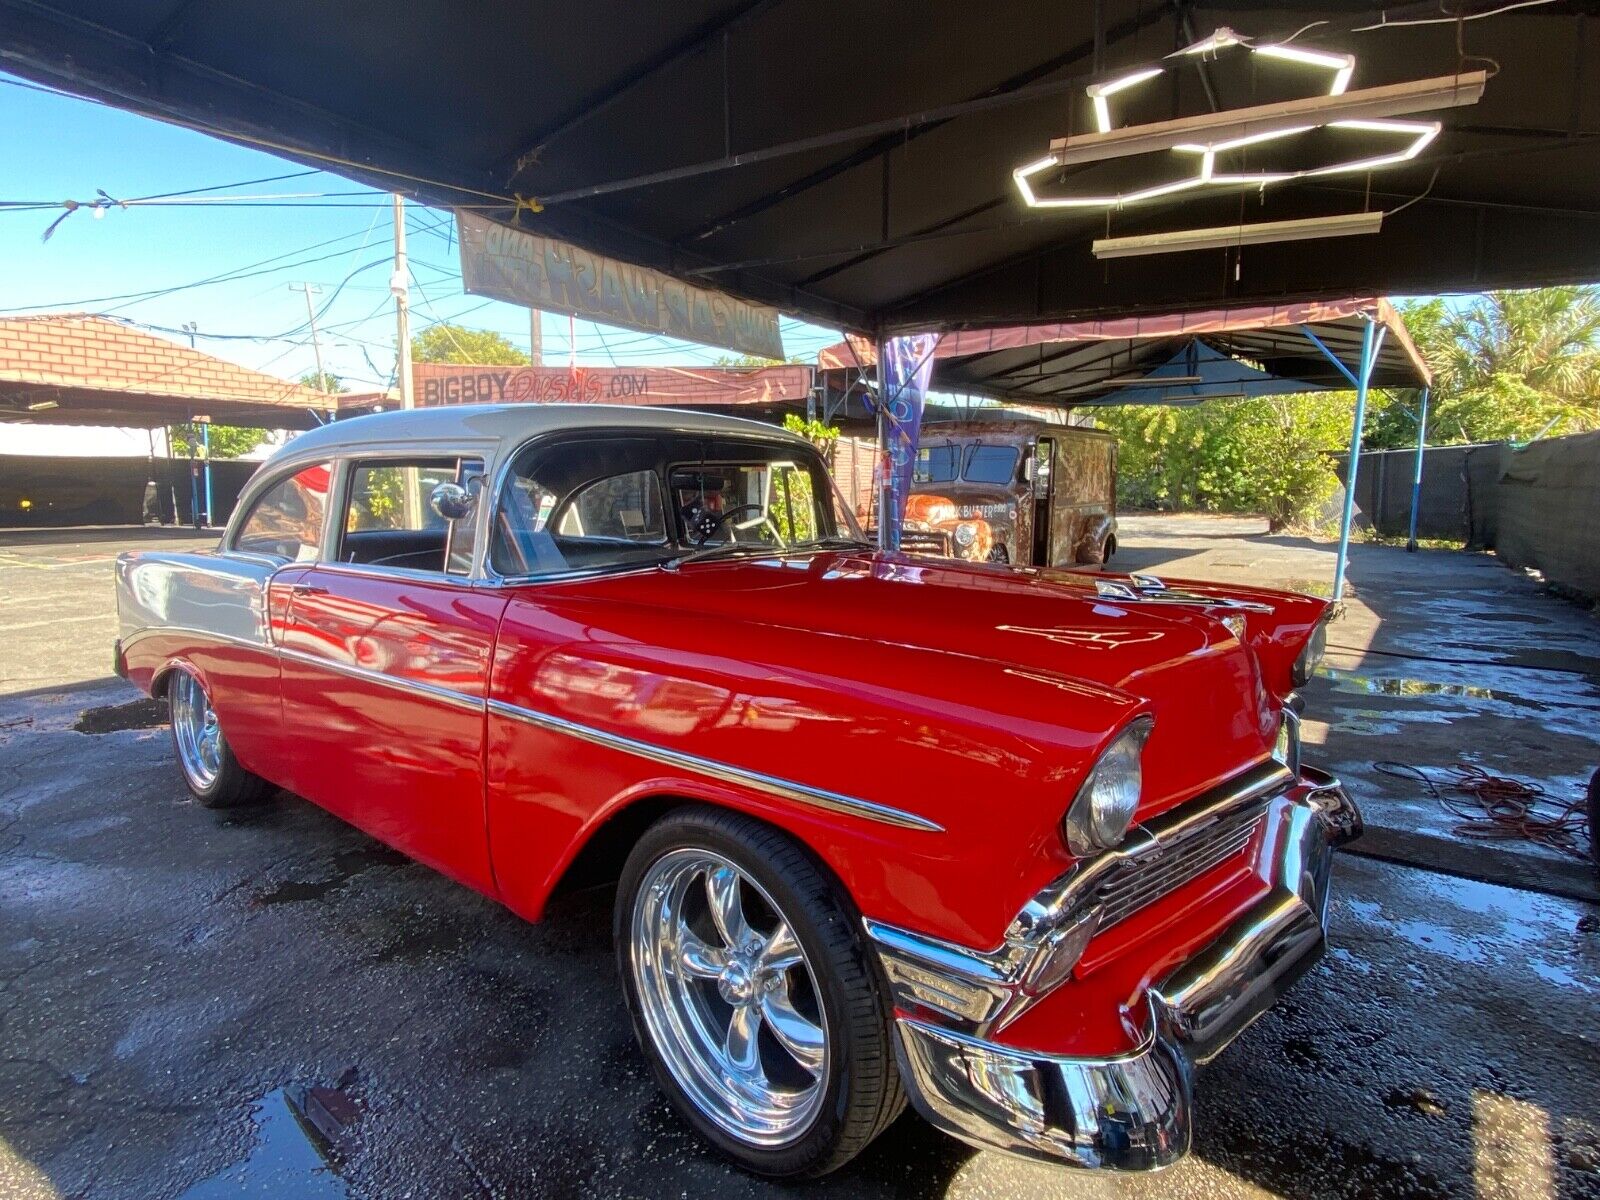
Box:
(167, 670), (273, 808)
(615, 807), (904, 1178)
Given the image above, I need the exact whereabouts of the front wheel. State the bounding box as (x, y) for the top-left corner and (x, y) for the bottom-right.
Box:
(615, 807), (904, 1178)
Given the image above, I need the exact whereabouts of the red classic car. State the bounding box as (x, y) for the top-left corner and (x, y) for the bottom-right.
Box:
(113, 404), (1357, 1178)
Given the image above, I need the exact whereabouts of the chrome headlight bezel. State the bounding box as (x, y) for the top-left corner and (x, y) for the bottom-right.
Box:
(1062, 715), (1154, 857)
(1292, 617), (1330, 687)
(953, 521), (978, 547)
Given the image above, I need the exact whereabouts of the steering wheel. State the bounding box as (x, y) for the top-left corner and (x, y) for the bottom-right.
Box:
(685, 502), (763, 545)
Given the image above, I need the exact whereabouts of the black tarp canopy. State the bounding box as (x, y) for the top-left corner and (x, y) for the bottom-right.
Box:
(3, 1), (1598, 339)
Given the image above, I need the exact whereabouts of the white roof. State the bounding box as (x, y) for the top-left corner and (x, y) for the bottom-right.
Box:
(267, 402), (806, 470)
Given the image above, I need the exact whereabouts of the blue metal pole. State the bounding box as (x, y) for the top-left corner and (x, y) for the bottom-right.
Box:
(1332, 320), (1382, 604)
(201, 422), (214, 527)
(1405, 387), (1430, 552)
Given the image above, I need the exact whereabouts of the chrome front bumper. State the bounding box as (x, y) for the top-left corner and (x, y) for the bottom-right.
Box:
(889, 775), (1357, 1170)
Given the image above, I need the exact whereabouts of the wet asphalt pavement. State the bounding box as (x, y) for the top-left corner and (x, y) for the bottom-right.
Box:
(2, 522), (1599, 1198)
(0, 688), (1596, 1199)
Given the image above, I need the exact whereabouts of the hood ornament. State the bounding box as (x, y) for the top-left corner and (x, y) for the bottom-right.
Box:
(1095, 574), (1273, 613)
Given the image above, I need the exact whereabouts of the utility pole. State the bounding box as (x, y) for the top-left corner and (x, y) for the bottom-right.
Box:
(288, 283), (327, 390)
(391, 194), (414, 409)
(529, 309), (543, 366)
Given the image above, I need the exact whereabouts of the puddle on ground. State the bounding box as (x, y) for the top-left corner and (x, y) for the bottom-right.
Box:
(251, 844), (408, 907)
(176, 1087), (349, 1199)
(72, 697), (168, 734)
(1318, 667), (1501, 702)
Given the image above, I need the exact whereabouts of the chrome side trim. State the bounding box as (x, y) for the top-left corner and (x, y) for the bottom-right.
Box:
(486, 697), (944, 833)
(276, 646), (485, 715)
(121, 625), (267, 654)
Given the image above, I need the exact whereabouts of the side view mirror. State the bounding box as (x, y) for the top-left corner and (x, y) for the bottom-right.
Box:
(430, 481), (476, 522)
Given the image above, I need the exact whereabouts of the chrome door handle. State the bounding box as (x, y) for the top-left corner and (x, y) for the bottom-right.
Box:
(290, 583), (328, 596)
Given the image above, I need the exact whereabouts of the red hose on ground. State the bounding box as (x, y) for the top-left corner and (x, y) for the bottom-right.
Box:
(1374, 761), (1593, 860)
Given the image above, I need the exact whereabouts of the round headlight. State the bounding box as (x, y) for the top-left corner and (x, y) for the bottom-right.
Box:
(1292, 617), (1330, 687)
(954, 522), (977, 547)
(1062, 716), (1154, 856)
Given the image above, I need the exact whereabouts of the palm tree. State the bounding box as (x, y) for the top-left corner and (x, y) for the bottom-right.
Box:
(1389, 288), (1600, 444)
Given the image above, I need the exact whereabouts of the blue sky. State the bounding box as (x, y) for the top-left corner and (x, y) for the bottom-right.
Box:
(0, 72), (847, 396)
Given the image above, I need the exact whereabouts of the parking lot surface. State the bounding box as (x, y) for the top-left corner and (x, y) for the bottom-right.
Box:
(1, 519), (1597, 1199)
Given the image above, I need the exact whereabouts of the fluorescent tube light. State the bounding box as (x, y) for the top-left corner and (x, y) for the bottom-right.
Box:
(1087, 67), (1166, 133)
(1091, 211), (1384, 258)
(1255, 43), (1356, 95)
(1047, 72), (1485, 167)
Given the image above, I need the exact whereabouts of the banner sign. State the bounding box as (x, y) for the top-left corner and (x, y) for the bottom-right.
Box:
(869, 334), (940, 550)
(456, 211), (784, 360)
(413, 361), (811, 409)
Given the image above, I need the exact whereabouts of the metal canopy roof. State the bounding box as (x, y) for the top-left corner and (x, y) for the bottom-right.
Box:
(816, 297), (1429, 406)
(3, 2), (1598, 336)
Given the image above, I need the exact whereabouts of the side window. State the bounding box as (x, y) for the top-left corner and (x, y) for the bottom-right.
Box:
(341, 457), (483, 575)
(555, 470), (665, 543)
(234, 462), (332, 561)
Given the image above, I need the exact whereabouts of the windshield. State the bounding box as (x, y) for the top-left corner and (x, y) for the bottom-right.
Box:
(963, 443), (1020, 485)
(491, 433), (859, 578)
(913, 440), (1022, 487)
(914, 444), (960, 484)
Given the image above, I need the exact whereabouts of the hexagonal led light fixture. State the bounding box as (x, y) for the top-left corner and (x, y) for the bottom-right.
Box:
(1012, 32), (1480, 213)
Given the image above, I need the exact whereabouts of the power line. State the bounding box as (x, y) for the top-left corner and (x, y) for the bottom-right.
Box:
(0, 225), (388, 314)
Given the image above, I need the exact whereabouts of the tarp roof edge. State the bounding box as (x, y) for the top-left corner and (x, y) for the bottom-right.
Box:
(817, 296), (1431, 396)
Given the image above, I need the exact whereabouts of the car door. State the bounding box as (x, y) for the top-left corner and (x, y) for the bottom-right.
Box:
(273, 453), (507, 896)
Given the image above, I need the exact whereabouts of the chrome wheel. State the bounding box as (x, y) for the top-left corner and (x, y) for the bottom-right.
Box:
(630, 848), (829, 1147)
(170, 672), (223, 791)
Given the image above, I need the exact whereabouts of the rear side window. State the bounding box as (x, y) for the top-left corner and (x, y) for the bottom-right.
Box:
(234, 462), (332, 561)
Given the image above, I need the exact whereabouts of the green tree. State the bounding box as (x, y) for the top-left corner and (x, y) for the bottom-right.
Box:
(1096, 393), (1353, 531)
(412, 324), (530, 365)
(1372, 290), (1600, 447)
(299, 369), (348, 394)
(168, 424), (268, 459)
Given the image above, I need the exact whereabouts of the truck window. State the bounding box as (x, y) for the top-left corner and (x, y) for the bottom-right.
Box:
(914, 445), (960, 484)
(963, 444), (1020, 485)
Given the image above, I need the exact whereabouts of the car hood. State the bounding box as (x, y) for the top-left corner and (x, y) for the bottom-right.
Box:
(561, 549), (1279, 814)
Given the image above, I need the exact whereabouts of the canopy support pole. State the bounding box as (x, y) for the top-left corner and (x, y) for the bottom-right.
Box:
(875, 335), (891, 551)
(1302, 319), (1385, 605)
(1406, 386), (1431, 552)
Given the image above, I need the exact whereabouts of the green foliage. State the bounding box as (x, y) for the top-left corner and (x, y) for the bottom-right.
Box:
(167, 424), (269, 460)
(713, 352), (814, 366)
(412, 324), (530, 365)
(299, 370), (348, 394)
(782, 414), (840, 446)
(1369, 290), (1600, 447)
(1096, 393), (1353, 531)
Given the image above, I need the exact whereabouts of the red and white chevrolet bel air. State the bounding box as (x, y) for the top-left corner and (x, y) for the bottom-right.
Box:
(114, 404), (1358, 1178)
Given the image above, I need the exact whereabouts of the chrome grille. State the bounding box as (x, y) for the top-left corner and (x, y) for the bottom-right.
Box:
(1096, 804), (1265, 930)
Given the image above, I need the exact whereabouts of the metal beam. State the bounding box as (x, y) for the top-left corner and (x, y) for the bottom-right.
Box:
(678, 3), (1172, 244)
(505, 0), (781, 182)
